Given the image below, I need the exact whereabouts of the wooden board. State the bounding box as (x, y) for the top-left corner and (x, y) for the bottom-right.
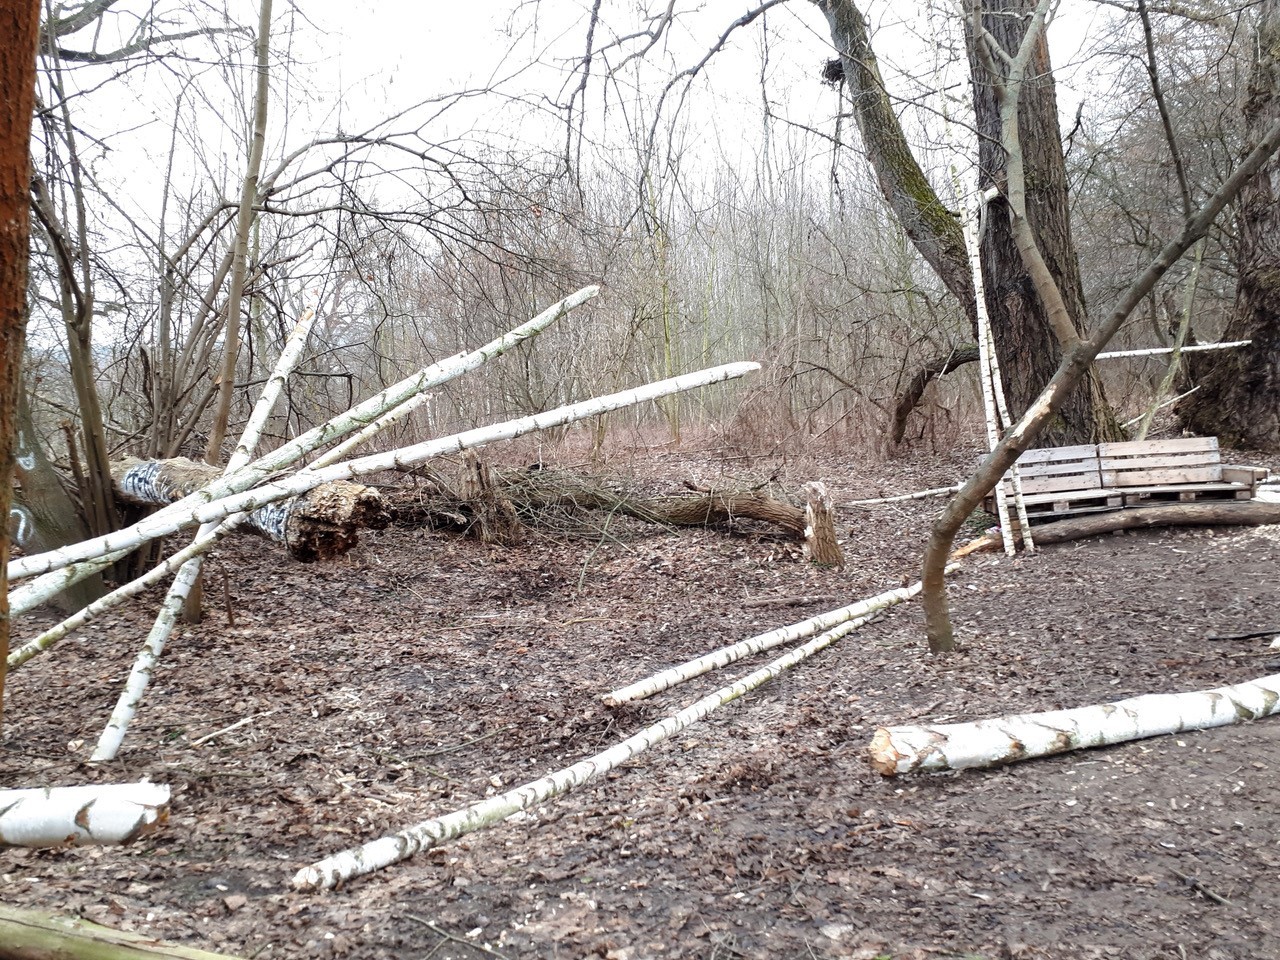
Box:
(1098, 437), (1219, 457)
(1102, 465), (1224, 487)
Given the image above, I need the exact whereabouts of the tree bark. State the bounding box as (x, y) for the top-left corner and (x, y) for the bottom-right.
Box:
(1180, 0), (1280, 449)
(11, 392), (104, 611)
(1, 0), (41, 735)
(205, 0), (273, 463)
(812, 0), (978, 331)
(111, 457), (389, 563)
(966, 0), (1121, 445)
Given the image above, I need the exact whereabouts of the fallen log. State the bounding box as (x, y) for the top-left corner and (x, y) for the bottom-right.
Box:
(0, 904), (243, 960)
(0, 783), (169, 847)
(958, 500), (1280, 555)
(391, 465), (839, 554)
(868, 672), (1280, 776)
(112, 457), (388, 563)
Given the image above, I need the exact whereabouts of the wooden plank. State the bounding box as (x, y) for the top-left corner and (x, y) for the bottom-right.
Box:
(1014, 444), (1099, 464)
(1012, 458), (1105, 478)
(1098, 437), (1219, 457)
(1005, 473), (1103, 496)
(1102, 466), (1223, 487)
(1100, 453), (1221, 472)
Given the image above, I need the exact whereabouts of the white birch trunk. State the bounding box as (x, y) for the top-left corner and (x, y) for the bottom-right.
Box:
(0, 783), (169, 847)
(868, 672), (1280, 776)
(8, 287), (598, 584)
(10, 361), (758, 581)
(294, 611), (867, 891)
(602, 571), (951, 706)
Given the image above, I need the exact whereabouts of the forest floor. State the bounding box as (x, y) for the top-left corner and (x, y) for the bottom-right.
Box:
(4, 439), (1280, 960)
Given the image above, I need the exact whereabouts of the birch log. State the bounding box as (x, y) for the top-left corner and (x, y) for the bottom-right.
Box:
(112, 457), (387, 563)
(0, 903), (244, 960)
(294, 612), (868, 891)
(0, 783), (169, 847)
(868, 672), (1280, 776)
(10, 362), (759, 581)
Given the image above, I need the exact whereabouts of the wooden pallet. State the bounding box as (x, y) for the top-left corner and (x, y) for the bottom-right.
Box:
(985, 436), (1269, 525)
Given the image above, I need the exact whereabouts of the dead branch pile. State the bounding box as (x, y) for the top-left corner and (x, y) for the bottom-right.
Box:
(387, 459), (842, 563)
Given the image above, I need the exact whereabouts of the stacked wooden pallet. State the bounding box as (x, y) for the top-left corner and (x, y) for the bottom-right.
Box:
(987, 436), (1268, 523)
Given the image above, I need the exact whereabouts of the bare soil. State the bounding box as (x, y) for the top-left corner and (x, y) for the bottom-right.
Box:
(5, 445), (1280, 960)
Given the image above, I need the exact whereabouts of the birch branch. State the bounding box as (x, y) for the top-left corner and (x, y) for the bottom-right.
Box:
(846, 485), (962, 505)
(1094, 340), (1251, 359)
(868, 672), (1280, 776)
(294, 608), (874, 891)
(8, 523), (236, 671)
(0, 783), (169, 846)
(8, 286), (599, 583)
(602, 568), (956, 706)
(10, 361), (758, 581)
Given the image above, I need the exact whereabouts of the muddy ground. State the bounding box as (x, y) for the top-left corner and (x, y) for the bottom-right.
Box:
(4, 442), (1280, 959)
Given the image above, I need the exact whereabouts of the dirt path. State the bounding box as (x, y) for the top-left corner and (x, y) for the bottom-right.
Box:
(4, 447), (1279, 959)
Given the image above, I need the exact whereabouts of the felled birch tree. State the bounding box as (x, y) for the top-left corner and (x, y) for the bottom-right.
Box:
(0, 783), (169, 847)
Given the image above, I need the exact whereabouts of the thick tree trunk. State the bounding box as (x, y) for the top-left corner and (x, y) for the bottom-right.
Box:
(966, 0), (1120, 445)
(111, 457), (388, 563)
(1181, 0), (1280, 449)
(1, 0), (41, 735)
(11, 392), (104, 611)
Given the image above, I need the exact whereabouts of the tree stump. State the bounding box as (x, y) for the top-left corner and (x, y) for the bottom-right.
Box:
(803, 481), (844, 567)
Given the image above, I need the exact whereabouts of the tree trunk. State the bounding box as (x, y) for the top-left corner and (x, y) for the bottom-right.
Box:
(1, 0), (41, 736)
(111, 457), (389, 563)
(1180, 0), (1280, 449)
(11, 391), (104, 611)
(966, 0), (1120, 445)
(888, 344), (980, 447)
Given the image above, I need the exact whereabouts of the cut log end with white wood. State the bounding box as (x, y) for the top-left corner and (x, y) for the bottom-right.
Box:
(0, 783), (170, 847)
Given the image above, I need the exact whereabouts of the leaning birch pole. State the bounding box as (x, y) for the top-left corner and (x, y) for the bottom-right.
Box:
(92, 306), (318, 762)
(0, 782), (169, 846)
(868, 672), (1280, 776)
(295, 610), (876, 891)
(11, 362), (759, 582)
(603, 572), (951, 707)
(8, 287), (600, 583)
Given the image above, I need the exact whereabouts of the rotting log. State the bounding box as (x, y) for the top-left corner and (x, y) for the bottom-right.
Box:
(0, 904), (245, 960)
(868, 672), (1280, 776)
(112, 457), (388, 562)
(391, 465), (840, 553)
(957, 501), (1280, 556)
